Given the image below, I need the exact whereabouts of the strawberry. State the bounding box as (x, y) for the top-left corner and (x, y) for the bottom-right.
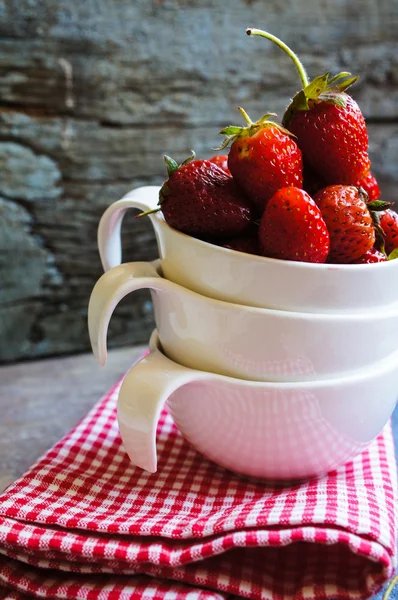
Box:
(209, 154), (231, 175)
(157, 153), (254, 239)
(219, 109), (303, 213)
(354, 171), (380, 201)
(314, 185), (376, 263)
(379, 209), (398, 254)
(247, 29), (371, 184)
(221, 235), (260, 255)
(259, 187), (329, 263)
(351, 248), (387, 264)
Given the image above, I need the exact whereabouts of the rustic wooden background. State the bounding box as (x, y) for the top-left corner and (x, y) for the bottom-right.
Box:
(1, 0), (397, 362)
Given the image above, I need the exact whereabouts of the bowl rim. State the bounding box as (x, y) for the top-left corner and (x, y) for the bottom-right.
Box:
(150, 210), (396, 272)
(151, 261), (398, 321)
(150, 330), (398, 388)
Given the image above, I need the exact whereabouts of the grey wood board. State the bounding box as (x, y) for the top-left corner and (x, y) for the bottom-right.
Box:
(1, 0), (398, 360)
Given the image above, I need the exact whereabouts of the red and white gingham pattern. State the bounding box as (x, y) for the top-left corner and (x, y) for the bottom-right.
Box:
(0, 375), (396, 600)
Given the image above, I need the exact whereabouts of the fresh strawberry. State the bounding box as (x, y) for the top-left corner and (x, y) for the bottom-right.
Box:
(351, 248), (387, 264)
(354, 171), (380, 201)
(157, 153), (254, 239)
(314, 185), (376, 263)
(221, 235), (260, 255)
(247, 29), (371, 184)
(379, 209), (398, 254)
(209, 154), (231, 175)
(219, 109), (303, 213)
(259, 187), (329, 263)
(288, 95), (370, 185)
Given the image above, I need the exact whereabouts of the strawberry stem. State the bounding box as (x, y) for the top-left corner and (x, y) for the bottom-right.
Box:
(246, 28), (309, 88)
(136, 208), (161, 218)
(238, 106), (253, 125)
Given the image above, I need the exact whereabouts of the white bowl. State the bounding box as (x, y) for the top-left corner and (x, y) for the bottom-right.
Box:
(98, 185), (398, 313)
(88, 261), (398, 382)
(116, 331), (398, 480)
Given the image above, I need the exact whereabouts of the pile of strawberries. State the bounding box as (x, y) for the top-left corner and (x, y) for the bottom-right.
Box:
(152, 29), (398, 265)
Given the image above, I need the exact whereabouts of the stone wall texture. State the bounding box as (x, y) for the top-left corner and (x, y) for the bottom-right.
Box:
(1, 0), (397, 361)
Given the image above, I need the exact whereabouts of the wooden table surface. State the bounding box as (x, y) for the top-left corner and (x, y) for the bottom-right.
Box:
(0, 346), (146, 492)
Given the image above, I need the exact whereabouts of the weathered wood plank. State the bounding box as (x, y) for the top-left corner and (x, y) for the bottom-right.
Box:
(0, 346), (146, 492)
(0, 1), (397, 121)
(1, 0), (398, 361)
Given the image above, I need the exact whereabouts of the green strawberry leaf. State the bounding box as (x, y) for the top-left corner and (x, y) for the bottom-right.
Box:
(388, 248), (398, 260)
(282, 71), (359, 126)
(164, 155), (179, 177)
(219, 126), (244, 136)
(328, 72), (351, 84)
(303, 73), (330, 100)
(370, 209), (386, 254)
(328, 73), (358, 91)
(160, 151), (196, 205)
(215, 135), (237, 151)
(367, 200), (393, 211)
(180, 150), (196, 167)
(318, 92), (347, 107)
(163, 151), (196, 178)
(219, 108), (291, 150)
(258, 112), (278, 124)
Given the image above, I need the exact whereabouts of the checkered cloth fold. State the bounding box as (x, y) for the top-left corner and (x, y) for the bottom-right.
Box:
(0, 374), (396, 600)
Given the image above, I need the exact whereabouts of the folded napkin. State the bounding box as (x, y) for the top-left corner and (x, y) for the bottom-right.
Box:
(0, 371), (397, 600)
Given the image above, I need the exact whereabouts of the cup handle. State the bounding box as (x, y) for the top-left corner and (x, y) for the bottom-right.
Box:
(98, 185), (161, 271)
(117, 343), (208, 472)
(88, 260), (169, 366)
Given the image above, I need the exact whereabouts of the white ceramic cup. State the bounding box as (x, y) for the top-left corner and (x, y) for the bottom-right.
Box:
(116, 331), (398, 480)
(98, 185), (398, 313)
(88, 260), (398, 382)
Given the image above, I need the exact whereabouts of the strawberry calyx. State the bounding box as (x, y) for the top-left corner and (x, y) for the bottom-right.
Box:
(159, 150), (196, 206)
(388, 248), (398, 261)
(137, 151), (196, 217)
(163, 150), (196, 178)
(282, 71), (358, 127)
(218, 107), (293, 150)
(366, 199), (393, 212)
(366, 197), (393, 256)
(245, 28), (358, 127)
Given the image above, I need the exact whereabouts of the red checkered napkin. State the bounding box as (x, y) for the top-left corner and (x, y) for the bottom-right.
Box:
(0, 377), (397, 600)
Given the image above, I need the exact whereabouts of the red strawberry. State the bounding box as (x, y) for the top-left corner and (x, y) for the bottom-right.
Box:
(379, 209), (398, 254)
(219, 109), (303, 213)
(314, 185), (375, 263)
(259, 187), (329, 263)
(354, 171), (380, 201)
(247, 29), (370, 184)
(351, 248), (387, 264)
(288, 95), (370, 185)
(158, 153), (254, 239)
(209, 154), (231, 175)
(221, 235), (260, 255)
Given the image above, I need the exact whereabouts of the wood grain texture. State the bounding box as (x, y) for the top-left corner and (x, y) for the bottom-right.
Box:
(1, 0), (398, 360)
(0, 345), (146, 492)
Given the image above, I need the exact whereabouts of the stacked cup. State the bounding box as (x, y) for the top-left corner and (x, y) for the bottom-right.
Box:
(88, 186), (398, 481)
